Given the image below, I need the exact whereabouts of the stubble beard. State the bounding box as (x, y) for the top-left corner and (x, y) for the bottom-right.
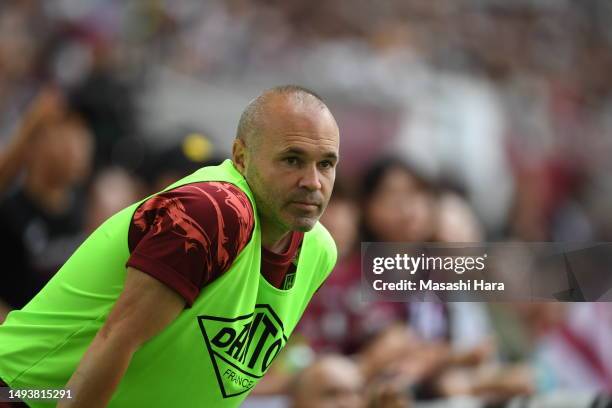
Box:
(246, 166), (321, 235)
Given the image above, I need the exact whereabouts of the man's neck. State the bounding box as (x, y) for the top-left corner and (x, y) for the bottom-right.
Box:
(261, 226), (293, 254)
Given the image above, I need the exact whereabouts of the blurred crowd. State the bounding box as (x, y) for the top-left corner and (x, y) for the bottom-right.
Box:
(1, 0), (612, 407)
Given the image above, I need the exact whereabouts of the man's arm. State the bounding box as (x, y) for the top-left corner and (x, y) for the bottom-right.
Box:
(58, 267), (185, 408)
(0, 87), (64, 194)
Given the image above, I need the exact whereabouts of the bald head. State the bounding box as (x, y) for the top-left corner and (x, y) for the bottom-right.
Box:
(236, 85), (333, 152)
(291, 355), (364, 408)
(232, 84), (339, 245)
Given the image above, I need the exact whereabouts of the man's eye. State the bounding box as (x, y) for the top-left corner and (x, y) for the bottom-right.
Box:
(284, 157), (299, 165)
(319, 160), (334, 169)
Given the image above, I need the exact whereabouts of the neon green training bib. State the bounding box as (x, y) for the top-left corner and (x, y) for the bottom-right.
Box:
(0, 160), (337, 407)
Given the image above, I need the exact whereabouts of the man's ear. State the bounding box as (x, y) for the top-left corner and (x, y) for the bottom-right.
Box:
(232, 138), (247, 175)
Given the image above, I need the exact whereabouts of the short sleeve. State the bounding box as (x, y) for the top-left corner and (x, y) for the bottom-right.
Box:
(126, 181), (254, 306)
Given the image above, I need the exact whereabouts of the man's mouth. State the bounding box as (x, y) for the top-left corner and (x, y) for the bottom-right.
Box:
(291, 201), (320, 211)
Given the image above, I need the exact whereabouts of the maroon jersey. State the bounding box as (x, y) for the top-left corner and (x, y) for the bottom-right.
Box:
(126, 182), (302, 306)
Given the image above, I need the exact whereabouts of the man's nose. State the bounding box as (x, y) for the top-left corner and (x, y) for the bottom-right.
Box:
(298, 164), (322, 191)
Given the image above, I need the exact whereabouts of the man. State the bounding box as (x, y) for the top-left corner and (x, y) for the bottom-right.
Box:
(289, 354), (414, 408)
(290, 355), (365, 408)
(0, 99), (94, 310)
(0, 88), (93, 313)
(0, 85), (339, 408)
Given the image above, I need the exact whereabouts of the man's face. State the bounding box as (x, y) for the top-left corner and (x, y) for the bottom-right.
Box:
(238, 97), (339, 236)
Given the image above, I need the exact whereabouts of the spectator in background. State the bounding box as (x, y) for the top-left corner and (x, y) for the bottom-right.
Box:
(434, 190), (484, 243)
(85, 167), (144, 233)
(433, 190), (492, 353)
(0, 89), (64, 195)
(141, 131), (224, 194)
(497, 303), (612, 393)
(361, 157), (437, 244)
(361, 157), (443, 341)
(0, 1), (44, 143)
(68, 51), (138, 171)
(353, 159), (532, 402)
(299, 156), (438, 355)
(289, 355), (366, 408)
(540, 303), (612, 392)
(289, 353), (415, 408)
(0, 89), (94, 309)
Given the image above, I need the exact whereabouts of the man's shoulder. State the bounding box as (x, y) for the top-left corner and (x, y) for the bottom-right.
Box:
(127, 181), (256, 302)
(131, 180), (255, 250)
(154, 181), (254, 219)
(169, 180), (250, 201)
